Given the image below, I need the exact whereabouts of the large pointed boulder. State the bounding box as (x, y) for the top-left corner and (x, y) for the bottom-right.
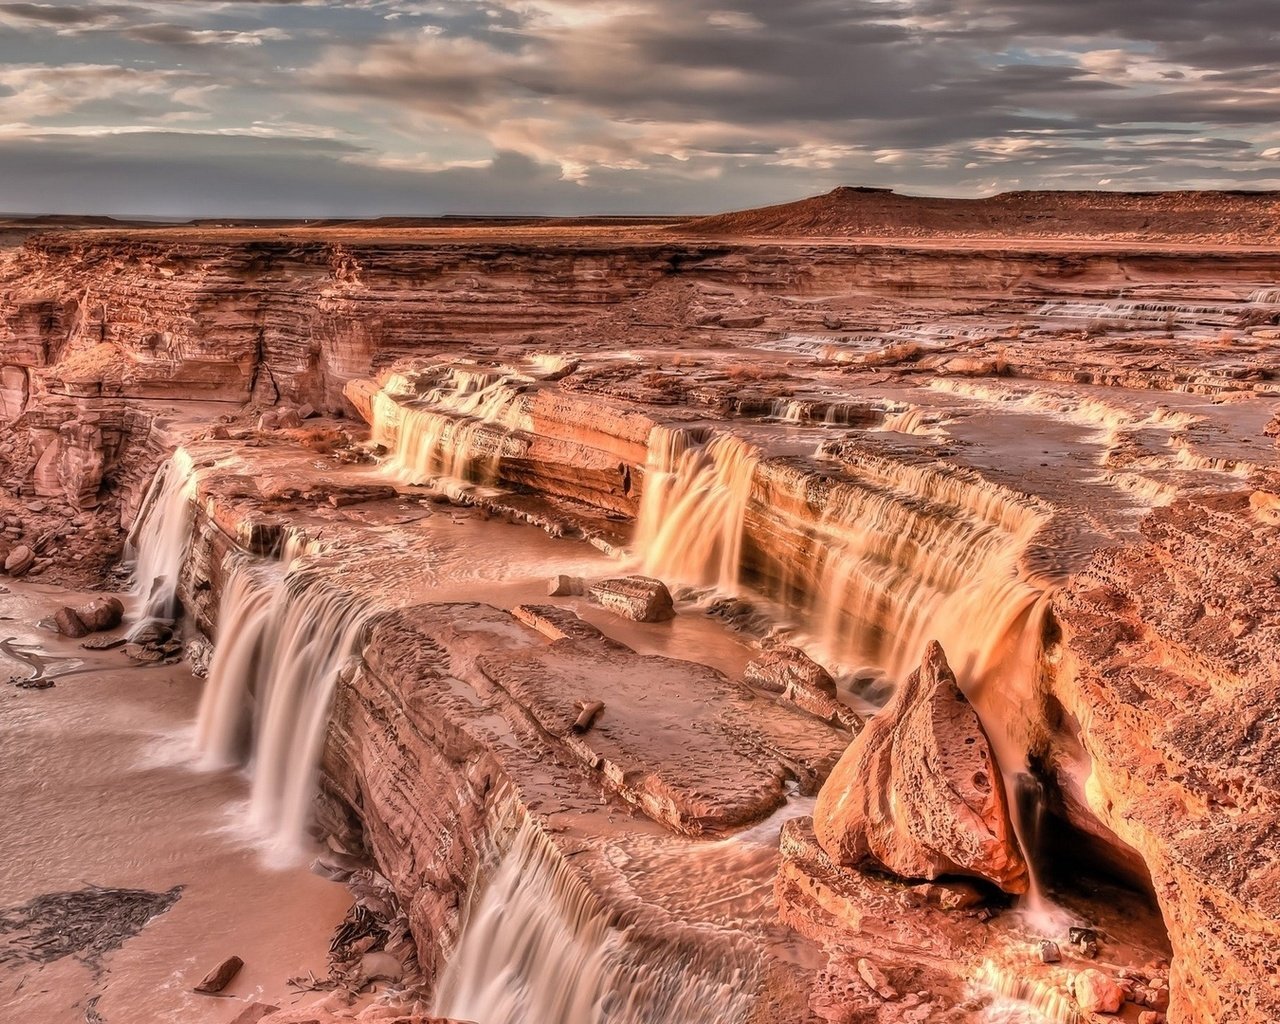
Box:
(813, 640), (1028, 893)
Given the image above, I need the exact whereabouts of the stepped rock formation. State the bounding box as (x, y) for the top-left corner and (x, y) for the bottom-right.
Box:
(2, 202), (1279, 1023)
(813, 641), (1028, 893)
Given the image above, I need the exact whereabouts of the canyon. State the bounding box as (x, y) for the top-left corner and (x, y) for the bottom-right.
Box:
(0, 190), (1277, 1024)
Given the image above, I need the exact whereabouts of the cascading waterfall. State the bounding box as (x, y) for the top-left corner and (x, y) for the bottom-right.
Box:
(633, 426), (759, 592)
(433, 817), (755, 1024)
(194, 559), (369, 852)
(800, 461), (1057, 910)
(879, 406), (941, 436)
(124, 449), (197, 636)
(372, 368), (527, 489)
(629, 422), (1059, 907)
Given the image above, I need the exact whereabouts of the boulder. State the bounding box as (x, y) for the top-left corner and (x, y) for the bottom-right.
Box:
(194, 954), (243, 994)
(745, 643), (837, 695)
(812, 640), (1028, 893)
(587, 575), (675, 622)
(4, 544), (34, 576)
(54, 606), (89, 638)
(547, 573), (585, 597)
(745, 643), (859, 728)
(1073, 969), (1124, 1014)
(76, 597), (124, 632)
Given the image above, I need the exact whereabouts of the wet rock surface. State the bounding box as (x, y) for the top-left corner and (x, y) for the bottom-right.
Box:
(586, 574), (676, 622)
(3, 217), (1279, 1023)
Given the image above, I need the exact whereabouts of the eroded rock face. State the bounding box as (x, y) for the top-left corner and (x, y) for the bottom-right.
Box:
(813, 641), (1028, 893)
(1052, 491), (1280, 1024)
(744, 644), (858, 729)
(8, 220), (1280, 1021)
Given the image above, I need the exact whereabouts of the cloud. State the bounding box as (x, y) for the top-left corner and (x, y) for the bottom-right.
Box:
(0, 0), (1278, 214)
(123, 23), (290, 47)
(0, 3), (130, 27)
(0, 64), (216, 121)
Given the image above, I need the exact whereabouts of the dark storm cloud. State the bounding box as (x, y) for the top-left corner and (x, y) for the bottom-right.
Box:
(0, 3), (130, 26)
(1, 0), (1277, 215)
(122, 23), (288, 47)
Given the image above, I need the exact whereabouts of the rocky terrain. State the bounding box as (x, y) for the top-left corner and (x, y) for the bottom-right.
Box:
(1, 194), (1277, 1024)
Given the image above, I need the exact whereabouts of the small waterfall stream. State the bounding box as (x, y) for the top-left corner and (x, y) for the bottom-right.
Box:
(434, 818), (755, 1024)
(633, 427), (759, 592)
(372, 368), (527, 489)
(124, 449), (197, 636)
(195, 560), (370, 852)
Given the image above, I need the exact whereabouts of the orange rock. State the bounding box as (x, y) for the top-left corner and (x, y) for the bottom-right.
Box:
(1073, 968), (1124, 1014)
(812, 641), (1028, 892)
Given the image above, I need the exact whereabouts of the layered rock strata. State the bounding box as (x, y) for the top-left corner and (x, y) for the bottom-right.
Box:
(3, 222), (1278, 1023)
(165, 437), (849, 1019)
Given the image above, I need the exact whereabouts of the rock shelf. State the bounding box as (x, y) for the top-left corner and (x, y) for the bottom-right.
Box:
(2, 219), (1277, 1023)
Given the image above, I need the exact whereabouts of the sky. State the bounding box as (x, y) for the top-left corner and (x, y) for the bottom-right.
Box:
(1, 0), (1278, 217)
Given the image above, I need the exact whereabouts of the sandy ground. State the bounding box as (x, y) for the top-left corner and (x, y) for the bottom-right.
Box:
(0, 581), (351, 1024)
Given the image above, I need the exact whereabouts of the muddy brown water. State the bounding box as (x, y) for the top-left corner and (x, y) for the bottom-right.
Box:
(0, 582), (351, 1024)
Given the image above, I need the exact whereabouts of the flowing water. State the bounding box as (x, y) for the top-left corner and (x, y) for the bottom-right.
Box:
(120, 396), (1076, 1009)
(372, 367), (527, 489)
(634, 427), (759, 592)
(0, 581), (349, 1023)
(124, 449), (197, 636)
(433, 817), (756, 1024)
(195, 560), (370, 855)
(629, 420), (1061, 909)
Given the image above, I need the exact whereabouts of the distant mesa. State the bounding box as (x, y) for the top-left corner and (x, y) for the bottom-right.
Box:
(679, 184), (1280, 244)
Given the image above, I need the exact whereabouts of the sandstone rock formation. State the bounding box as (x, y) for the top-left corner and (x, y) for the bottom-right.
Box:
(685, 185), (1280, 244)
(1073, 969), (1125, 1014)
(1051, 491), (1280, 1024)
(586, 574), (675, 622)
(53, 596), (124, 637)
(813, 641), (1029, 893)
(4, 208), (1279, 1023)
(744, 644), (858, 729)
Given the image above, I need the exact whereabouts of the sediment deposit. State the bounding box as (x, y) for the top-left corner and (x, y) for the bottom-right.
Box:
(2, 199), (1277, 1024)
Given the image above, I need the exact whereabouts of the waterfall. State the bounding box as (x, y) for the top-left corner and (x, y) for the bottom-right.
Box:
(768, 398), (806, 422)
(633, 426), (758, 592)
(798, 460), (1055, 906)
(372, 367), (526, 488)
(124, 449), (197, 636)
(433, 817), (755, 1024)
(879, 406), (940, 436)
(195, 559), (369, 852)
(626, 421), (1058, 906)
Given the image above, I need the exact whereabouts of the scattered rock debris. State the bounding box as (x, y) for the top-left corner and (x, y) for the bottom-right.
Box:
(0, 884), (183, 973)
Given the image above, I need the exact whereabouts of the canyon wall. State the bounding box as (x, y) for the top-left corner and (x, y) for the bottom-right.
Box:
(5, 229), (1278, 419)
(3, 226), (1278, 1022)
